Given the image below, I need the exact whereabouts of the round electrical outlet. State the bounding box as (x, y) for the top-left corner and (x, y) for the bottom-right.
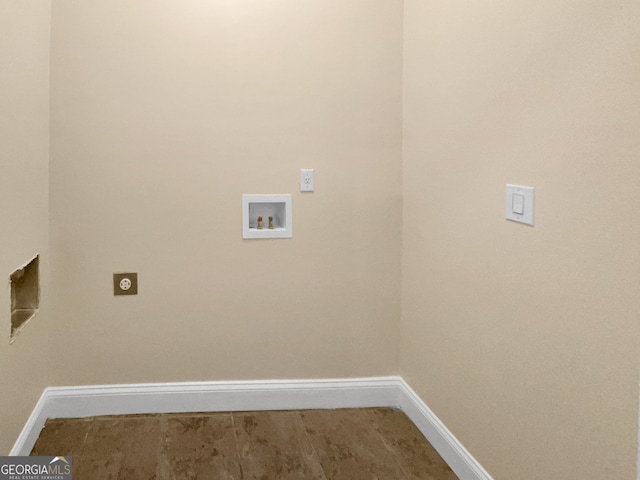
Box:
(119, 278), (132, 291)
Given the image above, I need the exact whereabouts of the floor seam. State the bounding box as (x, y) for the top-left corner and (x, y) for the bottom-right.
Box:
(366, 409), (412, 480)
(297, 411), (329, 480)
(229, 413), (245, 480)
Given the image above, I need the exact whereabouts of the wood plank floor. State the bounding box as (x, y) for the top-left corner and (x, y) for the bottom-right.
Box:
(30, 407), (459, 480)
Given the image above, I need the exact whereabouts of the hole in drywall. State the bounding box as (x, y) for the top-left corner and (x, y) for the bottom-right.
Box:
(9, 255), (40, 342)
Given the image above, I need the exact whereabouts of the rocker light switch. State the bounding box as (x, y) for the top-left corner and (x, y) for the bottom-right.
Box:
(512, 193), (525, 215)
(506, 184), (535, 226)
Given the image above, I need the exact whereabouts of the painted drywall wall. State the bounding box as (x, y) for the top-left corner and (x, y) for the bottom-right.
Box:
(0, 0), (52, 454)
(49, 1), (402, 385)
(401, 2), (640, 480)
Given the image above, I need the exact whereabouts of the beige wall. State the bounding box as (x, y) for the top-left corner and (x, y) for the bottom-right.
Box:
(49, 0), (403, 386)
(3, 2), (638, 476)
(0, 1), (52, 454)
(401, 2), (640, 480)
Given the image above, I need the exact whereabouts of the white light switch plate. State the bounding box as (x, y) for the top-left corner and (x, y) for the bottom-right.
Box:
(506, 184), (535, 226)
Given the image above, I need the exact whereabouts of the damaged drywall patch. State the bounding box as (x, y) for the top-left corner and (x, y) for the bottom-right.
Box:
(9, 254), (40, 343)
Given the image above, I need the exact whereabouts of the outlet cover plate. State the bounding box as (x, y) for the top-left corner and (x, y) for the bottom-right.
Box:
(300, 169), (315, 192)
(114, 273), (138, 296)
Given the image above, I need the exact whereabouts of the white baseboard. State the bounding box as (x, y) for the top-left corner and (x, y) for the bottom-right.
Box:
(10, 389), (50, 459)
(10, 377), (401, 458)
(398, 381), (494, 480)
(11, 376), (492, 480)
